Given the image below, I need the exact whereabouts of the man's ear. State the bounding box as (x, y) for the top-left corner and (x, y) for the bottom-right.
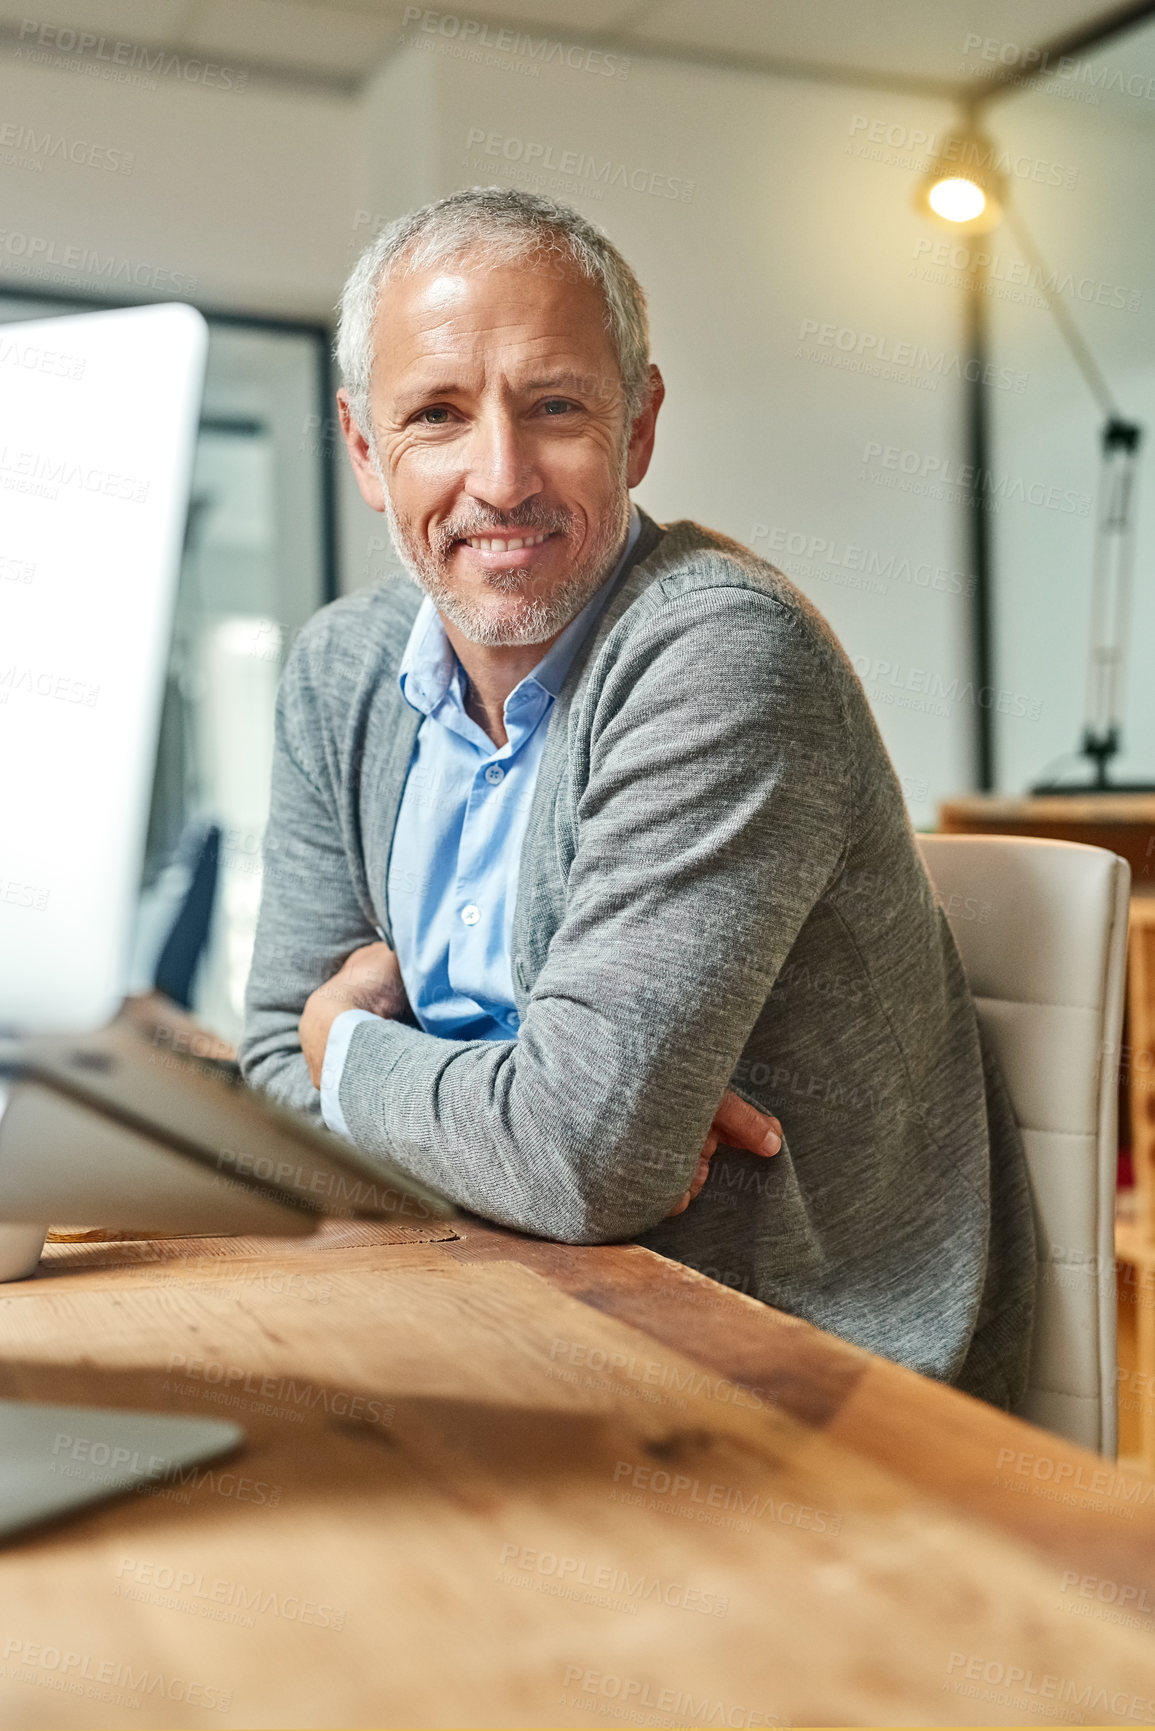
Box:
(336, 388), (387, 513)
(625, 364), (665, 489)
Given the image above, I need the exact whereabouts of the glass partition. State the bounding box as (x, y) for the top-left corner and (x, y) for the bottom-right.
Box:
(983, 22), (1155, 793)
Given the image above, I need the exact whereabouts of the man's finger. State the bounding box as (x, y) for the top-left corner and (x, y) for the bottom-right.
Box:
(712, 1090), (782, 1156)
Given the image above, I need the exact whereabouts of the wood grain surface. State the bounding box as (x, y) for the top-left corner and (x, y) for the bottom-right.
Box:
(1, 1220), (1155, 1729)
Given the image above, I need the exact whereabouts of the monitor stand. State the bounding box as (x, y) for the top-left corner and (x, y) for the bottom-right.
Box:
(0, 1400), (243, 1541)
(0, 1224), (48, 1283)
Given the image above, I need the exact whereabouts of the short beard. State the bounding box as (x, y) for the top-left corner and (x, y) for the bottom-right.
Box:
(370, 442), (630, 648)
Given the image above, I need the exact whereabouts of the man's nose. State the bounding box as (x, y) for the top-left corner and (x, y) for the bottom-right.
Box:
(464, 411), (542, 514)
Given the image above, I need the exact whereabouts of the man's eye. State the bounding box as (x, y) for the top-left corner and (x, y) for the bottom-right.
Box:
(415, 406), (452, 424)
(540, 398), (575, 416)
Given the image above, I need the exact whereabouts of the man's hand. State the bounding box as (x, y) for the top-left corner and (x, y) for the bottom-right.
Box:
(299, 942), (411, 1089)
(665, 1090), (782, 1218)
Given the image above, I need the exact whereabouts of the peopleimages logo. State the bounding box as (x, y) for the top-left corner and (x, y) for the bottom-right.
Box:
(0, 122), (134, 175)
(0, 228), (197, 295)
(0, 876), (50, 912)
(115, 1557), (345, 1631)
(1, 1636), (232, 1713)
(846, 114), (1078, 188)
(853, 654), (1042, 720)
(798, 319), (1028, 391)
(0, 662), (100, 707)
(497, 1543), (729, 1617)
(464, 129), (695, 202)
(0, 332), (85, 380)
(559, 1667), (785, 1728)
(401, 7), (630, 78)
(859, 440), (1091, 516)
(999, 1446), (1155, 1494)
(912, 237), (1141, 313)
(16, 19), (248, 90)
(962, 31), (1155, 104)
(0, 443), (149, 505)
(946, 1651), (1155, 1723)
(751, 524), (975, 597)
(1059, 1569), (1155, 1620)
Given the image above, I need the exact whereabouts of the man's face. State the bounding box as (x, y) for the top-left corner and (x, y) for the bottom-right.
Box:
(341, 253), (660, 646)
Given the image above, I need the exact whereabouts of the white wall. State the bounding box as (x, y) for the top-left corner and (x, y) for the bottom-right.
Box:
(335, 48), (443, 600)
(0, 52), (355, 316)
(0, 37), (980, 825)
(348, 45), (975, 823)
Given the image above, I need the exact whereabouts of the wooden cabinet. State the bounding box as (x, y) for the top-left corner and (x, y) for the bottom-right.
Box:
(938, 793), (1155, 884)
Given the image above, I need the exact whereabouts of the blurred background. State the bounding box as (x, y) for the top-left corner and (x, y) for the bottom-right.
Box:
(0, 0), (1152, 1043)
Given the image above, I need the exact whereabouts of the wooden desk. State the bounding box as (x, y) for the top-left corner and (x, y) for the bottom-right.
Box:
(3, 1219), (1155, 1729)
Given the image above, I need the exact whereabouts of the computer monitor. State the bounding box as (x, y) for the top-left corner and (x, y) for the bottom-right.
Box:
(0, 300), (450, 1248)
(0, 302), (208, 1036)
(0, 303), (451, 1538)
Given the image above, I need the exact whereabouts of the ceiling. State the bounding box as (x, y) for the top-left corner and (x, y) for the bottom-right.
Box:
(0, 0), (1150, 99)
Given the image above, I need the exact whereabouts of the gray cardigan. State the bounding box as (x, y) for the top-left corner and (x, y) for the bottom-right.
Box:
(241, 511), (1035, 1407)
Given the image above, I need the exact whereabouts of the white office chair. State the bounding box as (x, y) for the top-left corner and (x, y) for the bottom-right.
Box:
(917, 833), (1130, 1455)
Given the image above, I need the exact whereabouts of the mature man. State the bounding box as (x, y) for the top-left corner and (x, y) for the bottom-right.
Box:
(241, 187), (1034, 1407)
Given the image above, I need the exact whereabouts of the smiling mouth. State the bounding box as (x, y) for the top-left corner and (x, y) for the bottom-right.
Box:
(461, 531), (554, 553)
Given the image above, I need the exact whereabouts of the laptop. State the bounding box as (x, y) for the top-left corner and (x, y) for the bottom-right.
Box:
(0, 303), (452, 1537)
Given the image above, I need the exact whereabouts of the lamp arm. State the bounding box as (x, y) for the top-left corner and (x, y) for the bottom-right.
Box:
(1003, 205), (1120, 421)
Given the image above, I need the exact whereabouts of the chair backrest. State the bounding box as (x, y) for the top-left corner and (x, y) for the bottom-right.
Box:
(917, 833), (1130, 1455)
(154, 822), (222, 1009)
(1127, 899), (1155, 1229)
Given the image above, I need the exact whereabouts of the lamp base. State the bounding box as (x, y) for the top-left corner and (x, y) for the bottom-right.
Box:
(1031, 726), (1155, 796)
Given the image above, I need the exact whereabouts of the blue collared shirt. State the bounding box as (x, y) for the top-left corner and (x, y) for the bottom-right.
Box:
(320, 506), (640, 1137)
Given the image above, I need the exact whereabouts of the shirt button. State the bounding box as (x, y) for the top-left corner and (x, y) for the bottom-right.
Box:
(484, 764), (504, 784)
(461, 904), (481, 926)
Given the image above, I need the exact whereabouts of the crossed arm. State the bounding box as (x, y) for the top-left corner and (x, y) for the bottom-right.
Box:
(298, 941), (783, 1217)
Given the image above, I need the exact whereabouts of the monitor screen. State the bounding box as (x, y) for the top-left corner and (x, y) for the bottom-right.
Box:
(0, 304), (208, 1036)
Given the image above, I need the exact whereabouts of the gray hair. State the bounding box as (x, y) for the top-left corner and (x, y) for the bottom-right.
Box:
(335, 186), (651, 441)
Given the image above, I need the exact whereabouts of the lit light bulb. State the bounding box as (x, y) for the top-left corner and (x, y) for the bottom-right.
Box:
(927, 176), (987, 224)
